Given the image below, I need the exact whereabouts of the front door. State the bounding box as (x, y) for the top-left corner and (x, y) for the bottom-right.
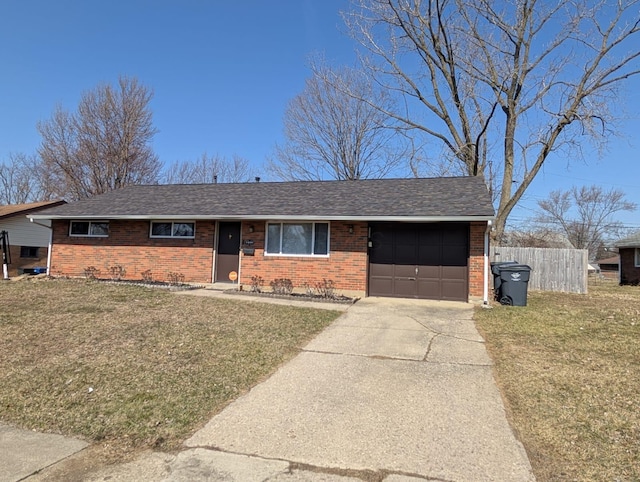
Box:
(216, 222), (241, 283)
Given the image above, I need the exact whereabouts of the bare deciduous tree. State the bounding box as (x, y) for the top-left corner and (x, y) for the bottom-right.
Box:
(162, 153), (254, 184)
(37, 76), (160, 200)
(0, 153), (52, 204)
(269, 64), (406, 181)
(345, 0), (640, 239)
(536, 185), (636, 260)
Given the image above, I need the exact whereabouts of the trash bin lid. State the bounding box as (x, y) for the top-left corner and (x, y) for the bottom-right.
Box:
(490, 261), (519, 275)
(499, 264), (532, 272)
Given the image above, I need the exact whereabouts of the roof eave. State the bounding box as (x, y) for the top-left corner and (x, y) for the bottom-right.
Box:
(29, 213), (495, 222)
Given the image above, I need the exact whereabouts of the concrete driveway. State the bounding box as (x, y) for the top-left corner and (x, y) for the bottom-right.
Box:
(23, 295), (535, 481)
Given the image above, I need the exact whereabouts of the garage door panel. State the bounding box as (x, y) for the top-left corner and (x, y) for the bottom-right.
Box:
(418, 246), (440, 265)
(394, 278), (417, 297)
(418, 279), (441, 299)
(441, 245), (468, 266)
(369, 262), (393, 277)
(441, 280), (468, 301)
(394, 264), (416, 277)
(369, 277), (393, 296)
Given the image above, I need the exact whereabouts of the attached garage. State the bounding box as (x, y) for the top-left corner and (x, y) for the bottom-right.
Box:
(369, 223), (469, 301)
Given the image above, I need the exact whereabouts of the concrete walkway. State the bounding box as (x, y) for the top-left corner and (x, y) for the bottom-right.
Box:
(9, 293), (535, 481)
(0, 423), (88, 482)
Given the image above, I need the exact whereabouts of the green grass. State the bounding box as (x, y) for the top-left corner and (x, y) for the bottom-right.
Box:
(475, 281), (640, 481)
(0, 279), (340, 459)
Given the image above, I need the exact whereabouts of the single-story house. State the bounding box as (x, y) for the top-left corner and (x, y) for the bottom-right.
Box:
(0, 200), (66, 276)
(595, 255), (620, 280)
(616, 232), (640, 285)
(29, 176), (495, 302)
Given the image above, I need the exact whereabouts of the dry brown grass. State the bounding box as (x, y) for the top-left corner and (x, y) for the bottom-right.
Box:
(475, 280), (640, 481)
(0, 279), (340, 460)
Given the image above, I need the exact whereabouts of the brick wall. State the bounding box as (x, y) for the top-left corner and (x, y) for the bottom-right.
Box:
(49, 219), (490, 300)
(619, 248), (640, 285)
(468, 221), (488, 299)
(50, 220), (215, 283)
(239, 221), (368, 293)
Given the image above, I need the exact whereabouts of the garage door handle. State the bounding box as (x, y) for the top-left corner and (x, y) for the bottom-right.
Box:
(407, 277), (416, 281)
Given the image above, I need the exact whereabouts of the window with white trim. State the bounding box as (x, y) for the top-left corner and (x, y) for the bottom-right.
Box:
(635, 248), (640, 267)
(70, 221), (109, 237)
(265, 222), (329, 256)
(150, 221), (195, 238)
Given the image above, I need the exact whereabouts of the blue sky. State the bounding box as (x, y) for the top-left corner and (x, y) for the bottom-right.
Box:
(0, 1), (638, 230)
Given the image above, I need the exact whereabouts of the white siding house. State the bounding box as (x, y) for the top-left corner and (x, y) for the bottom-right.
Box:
(0, 201), (65, 275)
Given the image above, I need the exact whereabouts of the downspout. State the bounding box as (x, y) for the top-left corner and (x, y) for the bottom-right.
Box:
(30, 218), (53, 276)
(211, 221), (218, 283)
(237, 224), (243, 289)
(483, 220), (493, 305)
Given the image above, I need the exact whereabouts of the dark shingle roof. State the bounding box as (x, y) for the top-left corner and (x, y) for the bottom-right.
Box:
(29, 177), (494, 221)
(616, 231), (640, 248)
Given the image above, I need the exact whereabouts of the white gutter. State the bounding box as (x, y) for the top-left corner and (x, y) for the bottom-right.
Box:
(29, 218), (53, 276)
(29, 214), (495, 223)
(483, 219), (493, 305)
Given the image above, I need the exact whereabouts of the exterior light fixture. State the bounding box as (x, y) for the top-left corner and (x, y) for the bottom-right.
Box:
(348, 224), (354, 234)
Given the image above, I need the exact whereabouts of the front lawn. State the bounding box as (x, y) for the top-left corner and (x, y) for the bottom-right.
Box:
(0, 279), (340, 460)
(475, 281), (640, 481)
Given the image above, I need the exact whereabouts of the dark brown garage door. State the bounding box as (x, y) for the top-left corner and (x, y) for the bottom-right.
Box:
(368, 223), (469, 301)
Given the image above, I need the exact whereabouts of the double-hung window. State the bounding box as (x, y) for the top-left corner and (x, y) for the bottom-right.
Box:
(266, 222), (329, 256)
(70, 221), (109, 237)
(150, 221), (195, 239)
(635, 248), (640, 267)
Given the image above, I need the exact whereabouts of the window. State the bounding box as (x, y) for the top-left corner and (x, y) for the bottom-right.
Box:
(20, 246), (39, 258)
(266, 222), (329, 256)
(150, 221), (195, 238)
(635, 248), (640, 267)
(70, 221), (109, 237)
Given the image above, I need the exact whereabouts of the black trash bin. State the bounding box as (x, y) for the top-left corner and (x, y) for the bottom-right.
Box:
(498, 264), (532, 306)
(490, 261), (518, 300)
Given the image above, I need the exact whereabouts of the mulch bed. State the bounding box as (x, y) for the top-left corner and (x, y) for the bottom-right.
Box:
(225, 289), (359, 304)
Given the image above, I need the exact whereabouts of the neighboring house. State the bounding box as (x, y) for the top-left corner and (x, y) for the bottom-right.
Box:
(29, 177), (495, 302)
(616, 232), (640, 285)
(0, 200), (66, 276)
(596, 255), (620, 280)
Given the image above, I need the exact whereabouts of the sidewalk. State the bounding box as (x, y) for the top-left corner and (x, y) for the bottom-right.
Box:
(11, 293), (535, 481)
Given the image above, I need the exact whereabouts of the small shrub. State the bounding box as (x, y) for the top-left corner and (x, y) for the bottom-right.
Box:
(141, 269), (154, 283)
(302, 282), (314, 297)
(270, 278), (293, 295)
(314, 279), (336, 298)
(250, 275), (264, 293)
(84, 266), (100, 280)
(167, 272), (185, 285)
(109, 265), (126, 281)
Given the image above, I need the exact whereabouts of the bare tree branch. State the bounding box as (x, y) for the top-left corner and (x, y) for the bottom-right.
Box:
(345, 0), (640, 239)
(37, 76), (160, 200)
(162, 153), (254, 184)
(269, 64), (408, 181)
(536, 185), (637, 260)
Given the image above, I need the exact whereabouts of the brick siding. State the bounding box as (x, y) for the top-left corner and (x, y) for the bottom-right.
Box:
(619, 248), (640, 285)
(50, 220), (215, 283)
(239, 221), (368, 293)
(49, 219), (489, 300)
(468, 221), (488, 299)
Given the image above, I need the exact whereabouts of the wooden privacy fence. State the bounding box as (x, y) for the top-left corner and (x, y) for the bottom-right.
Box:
(491, 246), (588, 294)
